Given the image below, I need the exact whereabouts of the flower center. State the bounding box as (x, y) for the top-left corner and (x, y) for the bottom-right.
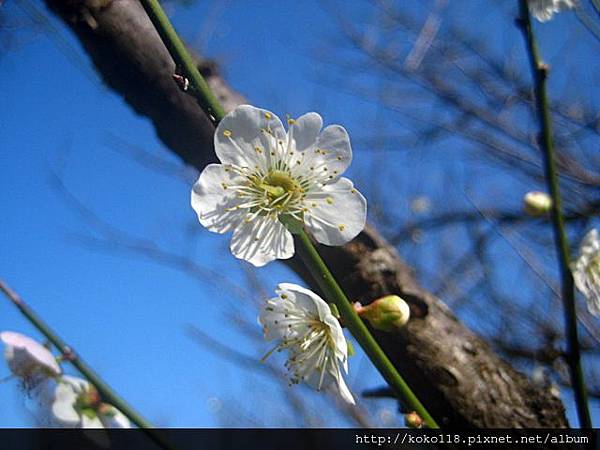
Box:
(76, 387), (101, 410)
(254, 170), (304, 212)
(264, 170), (300, 197)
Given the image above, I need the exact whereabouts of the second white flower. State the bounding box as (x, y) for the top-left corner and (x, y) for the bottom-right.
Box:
(259, 283), (355, 404)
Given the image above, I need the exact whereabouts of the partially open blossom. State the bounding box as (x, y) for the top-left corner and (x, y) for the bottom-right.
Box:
(191, 105), (367, 266)
(1, 331), (61, 386)
(354, 295), (411, 332)
(36, 375), (131, 428)
(572, 228), (600, 316)
(523, 191), (552, 217)
(49, 376), (103, 428)
(528, 0), (575, 22)
(259, 283), (354, 404)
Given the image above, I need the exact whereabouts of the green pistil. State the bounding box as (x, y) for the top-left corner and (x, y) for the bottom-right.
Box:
(256, 170), (303, 205)
(265, 170), (298, 192)
(261, 184), (285, 198)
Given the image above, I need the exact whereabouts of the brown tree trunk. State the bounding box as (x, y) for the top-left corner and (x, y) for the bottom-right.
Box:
(45, 0), (567, 428)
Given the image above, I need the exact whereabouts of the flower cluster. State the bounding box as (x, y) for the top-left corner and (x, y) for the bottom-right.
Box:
(1, 331), (130, 428)
(191, 105), (366, 267)
(572, 228), (600, 316)
(191, 105), (367, 403)
(259, 283), (354, 404)
(528, 0), (575, 22)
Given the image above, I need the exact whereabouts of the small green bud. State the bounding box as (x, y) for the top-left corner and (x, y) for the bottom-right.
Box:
(523, 191), (552, 217)
(355, 295), (410, 332)
(404, 411), (424, 428)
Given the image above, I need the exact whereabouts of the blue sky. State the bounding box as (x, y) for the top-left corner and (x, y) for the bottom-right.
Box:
(1, 0), (597, 427)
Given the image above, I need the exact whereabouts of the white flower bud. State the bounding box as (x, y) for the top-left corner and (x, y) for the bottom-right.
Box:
(523, 191), (552, 217)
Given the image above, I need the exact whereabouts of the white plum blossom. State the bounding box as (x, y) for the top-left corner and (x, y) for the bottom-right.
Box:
(259, 283), (354, 404)
(528, 0), (575, 22)
(572, 228), (600, 316)
(37, 375), (131, 428)
(191, 105), (367, 266)
(1, 331), (61, 387)
(1, 332), (130, 429)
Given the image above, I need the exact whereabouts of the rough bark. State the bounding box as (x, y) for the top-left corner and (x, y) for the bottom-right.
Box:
(45, 0), (567, 428)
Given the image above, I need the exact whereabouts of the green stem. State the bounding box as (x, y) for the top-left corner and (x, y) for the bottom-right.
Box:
(295, 231), (439, 428)
(517, 1), (591, 428)
(0, 279), (175, 450)
(139, 0), (226, 123)
(139, 0), (438, 427)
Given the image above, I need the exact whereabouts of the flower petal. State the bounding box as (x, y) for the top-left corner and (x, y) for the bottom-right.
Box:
(334, 368), (355, 405)
(51, 380), (81, 425)
(273, 284), (348, 365)
(259, 301), (307, 342)
(277, 283), (325, 317)
(528, 0), (575, 22)
(215, 105), (286, 170)
(580, 229), (600, 255)
(30, 378), (57, 408)
(100, 406), (131, 428)
(288, 113), (322, 153)
(304, 177), (367, 246)
(61, 375), (92, 393)
(81, 414), (104, 429)
(573, 228), (600, 317)
(293, 124), (352, 183)
(323, 314), (349, 363)
(259, 283), (323, 341)
(301, 351), (354, 405)
(1, 331), (61, 378)
(191, 164), (246, 234)
(574, 271), (600, 316)
(230, 216), (294, 266)
(573, 256), (600, 317)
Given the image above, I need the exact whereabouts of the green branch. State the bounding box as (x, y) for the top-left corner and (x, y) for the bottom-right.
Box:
(294, 231), (439, 428)
(516, 0), (591, 428)
(140, 0), (226, 123)
(0, 279), (175, 449)
(138, 0), (438, 428)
